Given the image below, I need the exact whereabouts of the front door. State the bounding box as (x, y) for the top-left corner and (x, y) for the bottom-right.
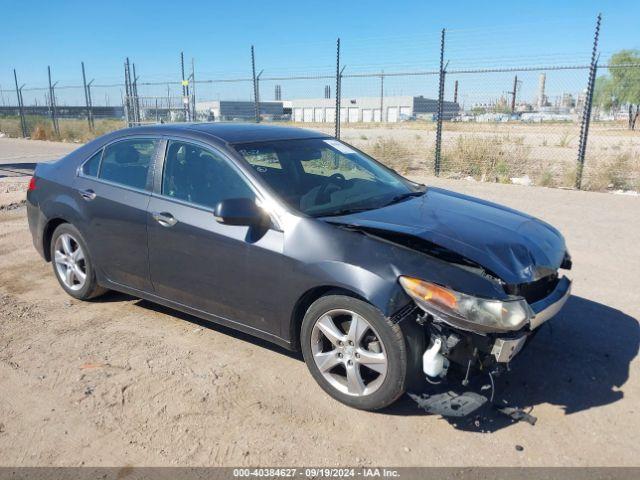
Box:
(147, 139), (284, 335)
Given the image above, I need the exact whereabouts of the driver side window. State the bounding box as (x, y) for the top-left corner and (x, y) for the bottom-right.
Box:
(162, 141), (255, 210)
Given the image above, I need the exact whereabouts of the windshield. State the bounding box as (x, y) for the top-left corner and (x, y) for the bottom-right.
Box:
(234, 138), (424, 217)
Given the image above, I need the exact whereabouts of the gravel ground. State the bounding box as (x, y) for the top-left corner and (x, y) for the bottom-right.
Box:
(0, 137), (638, 466)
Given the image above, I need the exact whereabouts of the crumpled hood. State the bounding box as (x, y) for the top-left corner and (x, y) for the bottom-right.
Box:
(326, 187), (567, 284)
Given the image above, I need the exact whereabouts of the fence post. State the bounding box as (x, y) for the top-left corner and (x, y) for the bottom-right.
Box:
(47, 66), (60, 137)
(87, 79), (95, 130)
(124, 59), (132, 127)
(335, 38), (341, 138)
(575, 13), (601, 190)
(251, 45), (260, 123)
(13, 69), (27, 138)
(81, 62), (94, 132)
(132, 63), (141, 124)
(434, 28), (446, 176)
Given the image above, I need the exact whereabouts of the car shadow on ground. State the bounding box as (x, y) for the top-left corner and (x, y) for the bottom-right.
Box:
(123, 294), (303, 361)
(386, 295), (639, 432)
(108, 291), (637, 433)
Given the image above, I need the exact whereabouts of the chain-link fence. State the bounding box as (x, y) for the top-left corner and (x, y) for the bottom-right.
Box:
(2, 15), (639, 192)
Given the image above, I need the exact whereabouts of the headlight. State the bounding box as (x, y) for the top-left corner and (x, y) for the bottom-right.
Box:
(399, 276), (531, 333)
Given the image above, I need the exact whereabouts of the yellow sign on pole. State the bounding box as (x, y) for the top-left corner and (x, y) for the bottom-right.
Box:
(181, 80), (189, 87)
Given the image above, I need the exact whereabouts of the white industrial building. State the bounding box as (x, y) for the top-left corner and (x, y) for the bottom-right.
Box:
(289, 95), (460, 123)
(195, 100), (283, 121)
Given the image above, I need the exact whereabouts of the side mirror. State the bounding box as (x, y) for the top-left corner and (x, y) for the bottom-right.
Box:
(213, 198), (268, 227)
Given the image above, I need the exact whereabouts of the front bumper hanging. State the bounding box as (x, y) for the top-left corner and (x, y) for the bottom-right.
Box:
(490, 276), (572, 363)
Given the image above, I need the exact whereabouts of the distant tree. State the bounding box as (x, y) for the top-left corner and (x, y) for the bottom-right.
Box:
(594, 50), (640, 129)
(594, 76), (615, 110)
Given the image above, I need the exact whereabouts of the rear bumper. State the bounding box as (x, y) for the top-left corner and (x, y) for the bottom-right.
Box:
(26, 200), (47, 260)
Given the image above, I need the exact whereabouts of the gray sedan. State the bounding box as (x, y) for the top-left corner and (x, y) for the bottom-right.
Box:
(26, 123), (572, 410)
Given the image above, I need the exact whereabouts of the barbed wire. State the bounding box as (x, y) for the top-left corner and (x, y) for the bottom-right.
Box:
(3, 64), (638, 94)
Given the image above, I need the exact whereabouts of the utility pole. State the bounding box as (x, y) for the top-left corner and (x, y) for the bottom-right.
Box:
(509, 75), (519, 113)
(191, 58), (196, 122)
(167, 84), (171, 116)
(575, 13), (601, 190)
(453, 80), (459, 105)
(181, 51), (190, 122)
(379, 71), (384, 123)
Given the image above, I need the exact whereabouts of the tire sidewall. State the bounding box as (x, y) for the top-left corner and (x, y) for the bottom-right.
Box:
(50, 223), (98, 300)
(301, 295), (409, 410)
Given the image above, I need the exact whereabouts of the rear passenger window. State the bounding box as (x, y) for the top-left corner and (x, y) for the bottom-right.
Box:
(82, 150), (102, 177)
(99, 139), (158, 190)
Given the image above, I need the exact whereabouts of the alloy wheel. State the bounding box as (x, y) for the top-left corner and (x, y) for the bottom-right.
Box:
(311, 308), (388, 396)
(53, 233), (87, 291)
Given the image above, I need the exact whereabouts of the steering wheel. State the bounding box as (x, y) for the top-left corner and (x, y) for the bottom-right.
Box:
(316, 173), (347, 203)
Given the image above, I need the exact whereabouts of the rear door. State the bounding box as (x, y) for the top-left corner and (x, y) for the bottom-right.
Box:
(74, 137), (160, 292)
(146, 139), (285, 335)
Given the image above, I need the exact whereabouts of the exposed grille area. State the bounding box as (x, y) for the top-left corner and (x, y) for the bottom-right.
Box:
(390, 302), (419, 324)
(505, 273), (559, 304)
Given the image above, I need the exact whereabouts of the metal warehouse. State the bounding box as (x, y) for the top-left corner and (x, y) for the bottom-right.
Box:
(195, 100), (284, 121)
(289, 95), (460, 123)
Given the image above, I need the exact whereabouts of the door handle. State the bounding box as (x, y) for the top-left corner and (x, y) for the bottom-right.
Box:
(151, 211), (177, 227)
(79, 189), (96, 201)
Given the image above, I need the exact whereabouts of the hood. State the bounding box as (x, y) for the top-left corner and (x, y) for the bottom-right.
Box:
(325, 187), (567, 284)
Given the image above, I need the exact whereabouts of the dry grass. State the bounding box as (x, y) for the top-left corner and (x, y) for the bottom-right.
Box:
(440, 135), (532, 182)
(0, 116), (124, 143)
(583, 150), (640, 191)
(366, 137), (420, 175)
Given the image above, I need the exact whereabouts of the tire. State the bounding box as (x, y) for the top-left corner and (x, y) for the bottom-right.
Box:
(49, 223), (107, 300)
(300, 294), (417, 410)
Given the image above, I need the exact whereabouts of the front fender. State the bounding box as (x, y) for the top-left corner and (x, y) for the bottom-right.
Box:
(292, 259), (409, 318)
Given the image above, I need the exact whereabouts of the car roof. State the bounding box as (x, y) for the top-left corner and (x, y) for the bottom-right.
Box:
(119, 123), (331, 144)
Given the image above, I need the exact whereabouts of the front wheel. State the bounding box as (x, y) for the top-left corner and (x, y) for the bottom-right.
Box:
(301, 295), (413, 410)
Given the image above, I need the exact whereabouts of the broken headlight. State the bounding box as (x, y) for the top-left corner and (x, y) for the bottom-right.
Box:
(399, 276), (531, 333)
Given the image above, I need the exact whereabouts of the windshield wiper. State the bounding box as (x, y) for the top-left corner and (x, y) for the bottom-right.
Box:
(317, 191), (425, 217)
(318, 206), (380, 217)
(380, 190), (425, 207)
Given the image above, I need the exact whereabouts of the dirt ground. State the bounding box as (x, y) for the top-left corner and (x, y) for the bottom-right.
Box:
(0, 137), (638, 467)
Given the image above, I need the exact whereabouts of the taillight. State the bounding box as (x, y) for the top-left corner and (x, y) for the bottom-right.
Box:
(28, 176), (37, 191)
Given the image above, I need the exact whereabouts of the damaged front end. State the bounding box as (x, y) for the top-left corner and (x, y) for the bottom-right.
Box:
(399, 269), (572, 384)
(326, 187), (573, 388)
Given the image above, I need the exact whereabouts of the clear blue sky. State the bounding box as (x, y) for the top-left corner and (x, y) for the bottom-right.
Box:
(1, 0), (638, 106)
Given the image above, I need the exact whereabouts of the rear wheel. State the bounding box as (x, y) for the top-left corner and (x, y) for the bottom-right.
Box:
(301, 295), (414, 410)
(50, 223), (106, 300)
